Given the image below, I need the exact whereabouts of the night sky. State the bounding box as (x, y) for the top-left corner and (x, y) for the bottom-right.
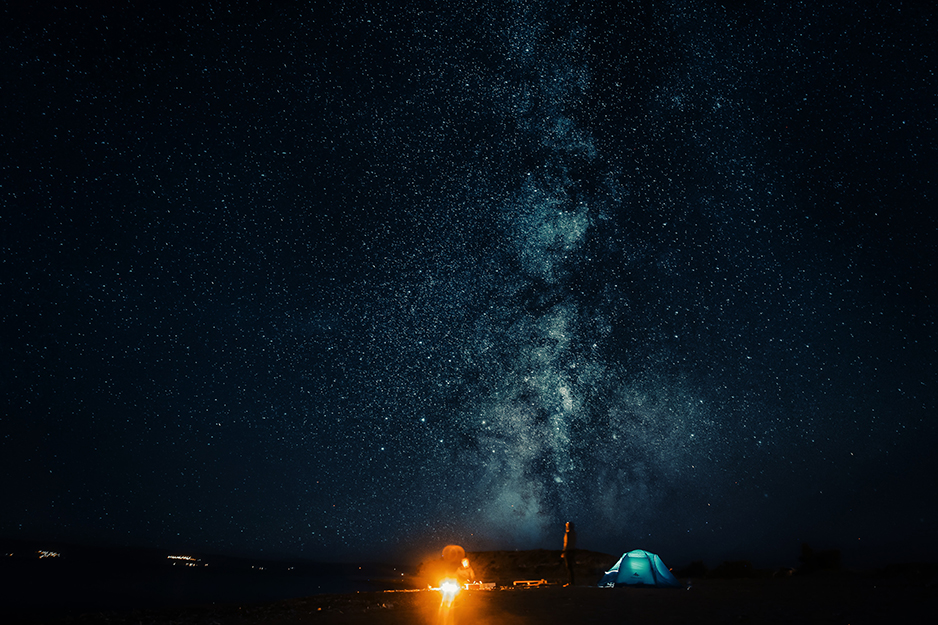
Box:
(2, 1), (936, 567)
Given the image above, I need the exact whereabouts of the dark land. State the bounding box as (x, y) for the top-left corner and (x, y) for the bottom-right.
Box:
(2, 540), (935, 624)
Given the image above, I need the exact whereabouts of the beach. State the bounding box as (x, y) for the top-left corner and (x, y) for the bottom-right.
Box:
(4, 547), (936, 624)
(8, 571), (936, 624)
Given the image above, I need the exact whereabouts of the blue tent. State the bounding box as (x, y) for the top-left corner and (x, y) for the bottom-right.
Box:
(598, 549), (683, 588)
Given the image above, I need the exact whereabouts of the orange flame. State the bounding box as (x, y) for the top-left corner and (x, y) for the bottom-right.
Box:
(439, 578), (461, 606)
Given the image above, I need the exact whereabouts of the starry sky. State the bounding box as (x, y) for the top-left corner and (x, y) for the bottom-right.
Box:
(2, 1), (936, 567)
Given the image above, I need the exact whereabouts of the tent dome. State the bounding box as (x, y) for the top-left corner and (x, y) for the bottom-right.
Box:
(598, 549), (683, 588)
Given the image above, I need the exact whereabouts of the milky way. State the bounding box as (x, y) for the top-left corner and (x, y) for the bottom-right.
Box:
(2, 1), (935, 565)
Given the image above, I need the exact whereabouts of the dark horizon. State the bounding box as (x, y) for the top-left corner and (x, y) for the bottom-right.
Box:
(3, 530), (930, 573)
(3, 1), (936, 572)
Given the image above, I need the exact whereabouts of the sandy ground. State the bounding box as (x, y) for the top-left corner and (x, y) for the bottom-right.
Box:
(10, 574), (935, 625)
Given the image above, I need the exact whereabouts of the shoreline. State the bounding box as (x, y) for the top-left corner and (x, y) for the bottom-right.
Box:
(4, 542), (936, 624)
(6, 570), (936, 625)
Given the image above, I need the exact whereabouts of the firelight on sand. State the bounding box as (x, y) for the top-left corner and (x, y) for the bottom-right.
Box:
(433, 578), (463, 625)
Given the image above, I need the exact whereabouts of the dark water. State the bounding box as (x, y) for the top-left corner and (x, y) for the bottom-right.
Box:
(0, 557), (394, 619)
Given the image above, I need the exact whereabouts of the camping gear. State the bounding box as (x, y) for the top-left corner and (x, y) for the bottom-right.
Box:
(598, 549), (682, 588)
(513, 579), (549, 587)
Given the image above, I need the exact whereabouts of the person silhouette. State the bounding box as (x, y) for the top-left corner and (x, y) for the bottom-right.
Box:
(561, 521), (577, 587)
(456, 557), (475, 586)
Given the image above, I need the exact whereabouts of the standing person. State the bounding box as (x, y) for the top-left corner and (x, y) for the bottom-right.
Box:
(561, 521), (577, 587)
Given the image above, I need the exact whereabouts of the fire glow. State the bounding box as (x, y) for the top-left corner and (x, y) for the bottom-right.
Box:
(438, 578), (461, 607)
